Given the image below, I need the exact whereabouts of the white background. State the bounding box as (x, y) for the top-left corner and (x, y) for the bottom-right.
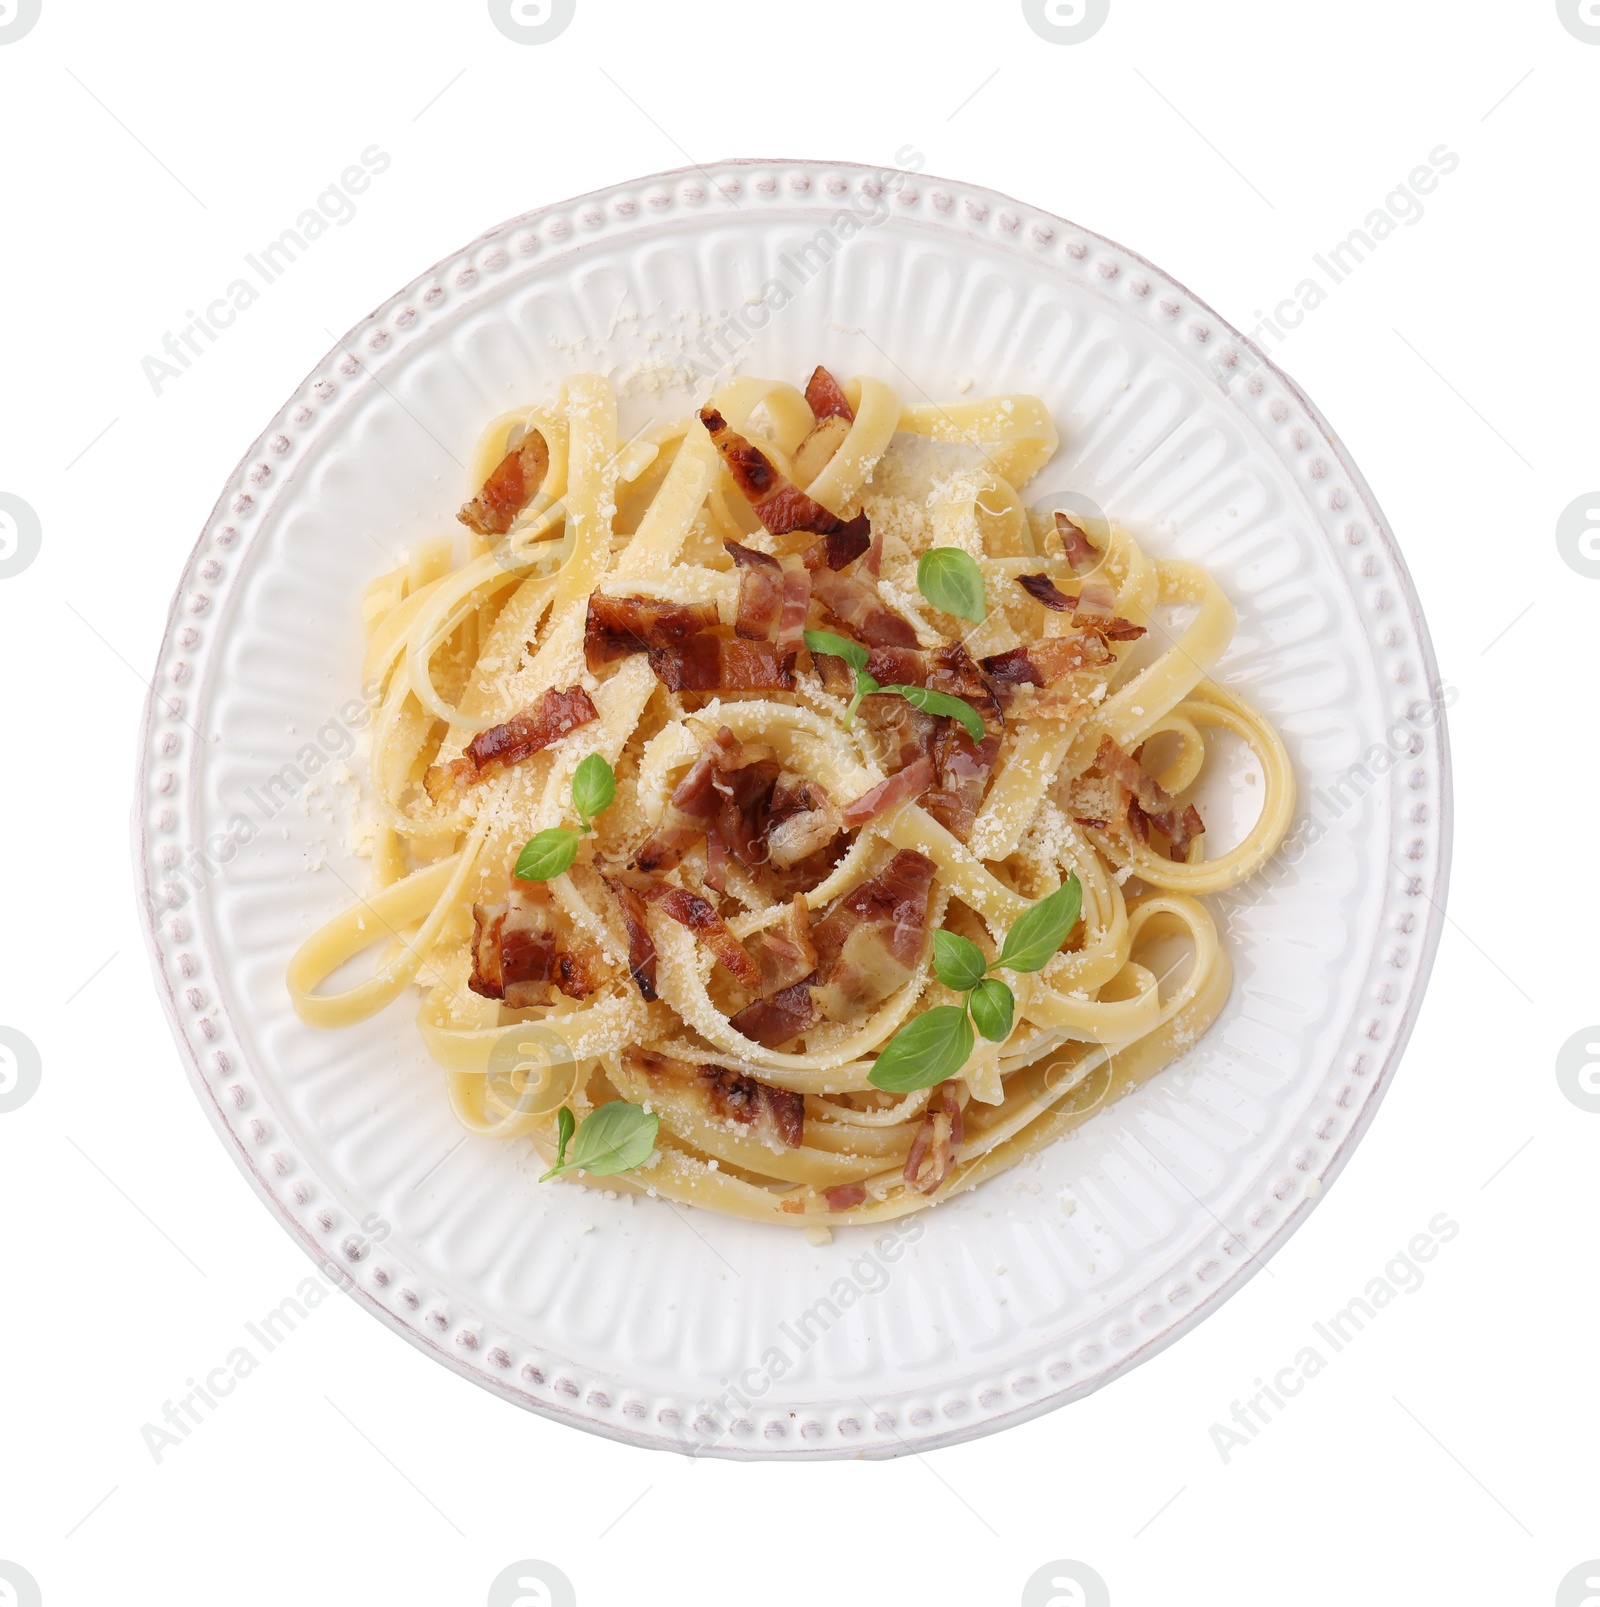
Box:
(1, 2), (1595, 1603)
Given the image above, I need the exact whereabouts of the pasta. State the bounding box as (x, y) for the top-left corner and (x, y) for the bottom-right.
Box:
(288, 366), (1295, 1228)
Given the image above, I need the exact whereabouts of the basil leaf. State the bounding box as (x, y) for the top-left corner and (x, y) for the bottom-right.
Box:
(513, 827), (581, 882)
(883, 684), (986, 744)
(917, 547), (987, 624)
(969, 978), (1015, 1043)
(571, 752), (615, 827)
(539, 1106), (577, 1181)
(933, 929), (987, 993)
(564, 1100), (660, 1176)
(996, 874), (1083, 973)
(868, 1005), (975, 1092)
(804, 629), (869, 672)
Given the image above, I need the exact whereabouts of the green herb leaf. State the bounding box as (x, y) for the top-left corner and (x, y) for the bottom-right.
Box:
(996, 874), (1083, 974)
(571, 752), (616, 828)
(969, 978), (1015, 1043)
(883, 684), (986, 744)
(539, 1106), (577, 1181)
(933, 930), (988, 993)
(513, 827), (582, 882)
(803, 629), (869, 672)
(917, 547), (987, 624)
(868, 1005), (976, 1092)
(556, 1100), (660, 1178)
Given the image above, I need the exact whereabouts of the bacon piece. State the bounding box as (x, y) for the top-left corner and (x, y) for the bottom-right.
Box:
(805, 365), (854, 423)
(903, 1083), (964, 1195)
(468, 881), (612, 1007)
(724, 540), (784, 642)
(714, 752), (781, 872)
(1017, 572), (1077, 611)
(626, 1049), (804, 1149)
(729, 979), (820, 1049)
(634, 726), (766, 874)
(842, 642), (1003, 731)
(763, 770), (842, 868)
(1056, 510), (1102, 574)
(426, 686), (598, 800)
(810, 567), (918, 648)
(1157, 803), (1206, 862)
(458, 430), (550, 537)
(601, 875), (658, 1001)
(646, 636), (796, 693)
(1074, 580), (1116, 620)
(860, 645), (926, 687)
(641, 882), (761, 989)
(1015, 574), (1146, 640)
(840, 754), (936, 826)
(981, 634), (1116, 688)
(927, 642), (1005, 729)
(824, 1183), (868, 1212)
(1094, 736), (1206, 861)
(701, 407), (872, 549)
(863, 524), (883, 578)
(859, 692), (941, 775)
(801, 523), (872, 573)
(747, 897), (818, 997)
(923, 727), (1003, 842)
(704, 826), (728, 893)
(776, 563), (812, 659)
(585, 593), (719, 669)
(809, 850), (936, 1024)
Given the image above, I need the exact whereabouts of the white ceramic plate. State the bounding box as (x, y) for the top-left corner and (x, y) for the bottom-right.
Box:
(135, 160), (1451, 1459)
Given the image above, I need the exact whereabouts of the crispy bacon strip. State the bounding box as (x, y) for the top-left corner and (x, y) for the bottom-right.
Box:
(635, 726), (764, 874)
(800, 524), (872, 572)
(842, 642), (1004, 734)
(641, 882), (762, 989)
(724, 540), (784, 642)
(840, 754), (936, 826)
(714, 752), (781, 873)
(700, 406), (872, 548)
(703, 823), (729, 892)
(646, 636), (797, 693)
(457, 429), (550, 537)
(923, 727), (1003, 842)
(1056, 511), (1102, 574)
(1015, 574), (1146, 640)
(856, 693), (939, 776)
(747, 897), (818, 997)
(730, 979), (819, 1049)
(626, 1048), (804, 1149)
(804, 365), (855, 423)
(776, 562), (812, 660)
(585, 593), (719, 669)
(1094, 736), (1206, 861)
(810, 567), (918, 648)
(469, 882), (612, 1007)
(600, 875), (658, 1001)
(809, 850), (936, 1024)
(904, 1083), (964, 1195)
(1017, 573), (1077, 611)
(426, 686), (597, 800)
(981, 635), (1116, 688)
(764, 770), (842, 868)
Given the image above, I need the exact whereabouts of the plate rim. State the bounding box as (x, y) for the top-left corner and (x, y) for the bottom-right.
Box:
(132, 156), (1454, 1460)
